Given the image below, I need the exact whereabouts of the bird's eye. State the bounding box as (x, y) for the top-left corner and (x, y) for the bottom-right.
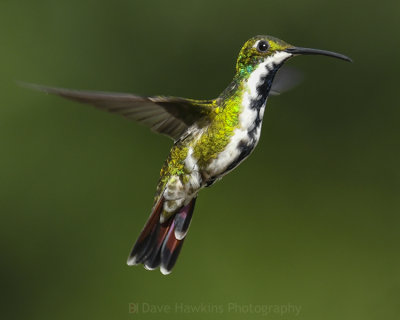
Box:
(257, 40), (269, 53)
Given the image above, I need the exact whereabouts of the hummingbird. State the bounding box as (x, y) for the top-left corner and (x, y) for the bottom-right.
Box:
(23, 35), (351, 275)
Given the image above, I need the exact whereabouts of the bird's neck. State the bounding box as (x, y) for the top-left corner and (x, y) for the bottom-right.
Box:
(219, 55), (283, 131)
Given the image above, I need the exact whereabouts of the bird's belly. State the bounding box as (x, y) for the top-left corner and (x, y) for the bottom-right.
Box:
(203, 125), (261, 184)
(161, 146), (202, 217)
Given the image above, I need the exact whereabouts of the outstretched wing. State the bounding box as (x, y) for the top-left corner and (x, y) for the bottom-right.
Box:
(21, 83), (214, 140)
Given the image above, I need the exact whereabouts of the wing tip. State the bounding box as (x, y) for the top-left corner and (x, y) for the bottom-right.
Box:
(16, 81), (73, 96)
(16, 81), (48, 93)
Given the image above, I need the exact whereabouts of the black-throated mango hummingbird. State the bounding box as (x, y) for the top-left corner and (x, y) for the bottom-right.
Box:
(23, 35), (351, 275)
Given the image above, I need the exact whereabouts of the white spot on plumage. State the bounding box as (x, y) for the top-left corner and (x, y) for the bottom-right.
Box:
(184, 147), (201, 194)
(160, 266), (172, 275)
(126, 256), (138, 266)
(175, 229), (187, 241)
(144, 264), (157, 271)
(187, 172), (201, 192)
(184, 147), (197, 171)
(253, 40), (261, 48)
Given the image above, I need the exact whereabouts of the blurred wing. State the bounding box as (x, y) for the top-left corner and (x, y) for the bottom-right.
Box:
(270, 66), (304, 96)
(21, 82), (214, 140)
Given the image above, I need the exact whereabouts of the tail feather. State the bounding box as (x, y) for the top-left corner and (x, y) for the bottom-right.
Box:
(143, 222), (170, 270)
(127, 196), (197, 274)
(160, 219), (183, 275)
(127, 197), (164, 266)
(174, 198), (197, 240)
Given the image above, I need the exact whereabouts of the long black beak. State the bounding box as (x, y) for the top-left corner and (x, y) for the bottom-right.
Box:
(285, 46), (352, 62)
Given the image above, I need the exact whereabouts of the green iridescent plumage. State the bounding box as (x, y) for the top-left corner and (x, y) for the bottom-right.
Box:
(154, 36), (294, 211)
(236, 35), (291, 75)
(22, 35), (352, 274)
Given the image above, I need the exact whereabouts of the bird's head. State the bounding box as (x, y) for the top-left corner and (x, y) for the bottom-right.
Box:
(236, 35), (352, 77)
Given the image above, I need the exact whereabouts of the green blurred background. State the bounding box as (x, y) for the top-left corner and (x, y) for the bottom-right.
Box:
(1, 0), (399, 319)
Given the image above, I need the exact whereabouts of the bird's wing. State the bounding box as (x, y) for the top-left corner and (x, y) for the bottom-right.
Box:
(21, 83), (214, 140)
(270, 66), (304, 96)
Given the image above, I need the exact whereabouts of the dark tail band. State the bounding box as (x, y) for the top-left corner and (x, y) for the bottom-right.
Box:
(127, 197), (197, 275)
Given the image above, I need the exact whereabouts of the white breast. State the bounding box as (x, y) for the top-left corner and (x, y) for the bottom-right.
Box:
(204, 52), (292, 181)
